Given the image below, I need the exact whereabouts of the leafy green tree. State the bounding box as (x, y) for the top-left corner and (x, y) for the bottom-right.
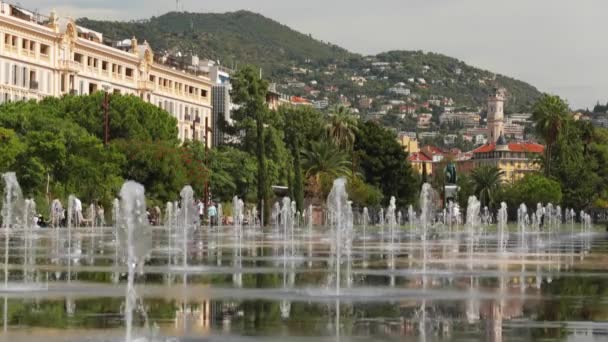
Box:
(354, 121), (418, 207)
(114, 139), (186, 206)
(347, 176), (383, 207)
(0, 128), (24, 171)
(500, 174), (562, 211)
(0, 94), (183, 209)
(470, 165), (504, 208)
(231, 66), (271, 223)
(37, 93), (179, 143)
(532, 94), (570, 175)
(280, 106), (324, 211)
(208, 146), (257, 202)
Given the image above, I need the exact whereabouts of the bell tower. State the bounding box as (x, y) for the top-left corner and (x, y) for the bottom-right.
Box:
(487, 88), (505, 143)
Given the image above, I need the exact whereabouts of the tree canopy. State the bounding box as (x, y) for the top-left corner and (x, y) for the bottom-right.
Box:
(354, 121), (418, 207)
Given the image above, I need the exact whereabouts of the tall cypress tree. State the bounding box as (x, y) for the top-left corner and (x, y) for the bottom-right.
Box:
(230, 66), (270, 225)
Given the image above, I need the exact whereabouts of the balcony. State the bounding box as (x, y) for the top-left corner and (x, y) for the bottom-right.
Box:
(138, 80), (155, 91)
(29, 81), (38, 91)
(58, 60), (80, 73)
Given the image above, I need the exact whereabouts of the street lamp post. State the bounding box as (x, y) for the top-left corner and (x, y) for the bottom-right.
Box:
(203, 117), (212, 206)
(191, 116), (201, 141)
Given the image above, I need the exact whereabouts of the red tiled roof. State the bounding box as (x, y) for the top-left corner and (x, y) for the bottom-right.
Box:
(472, 142), (544, 154)
(421, 145), (443, 155)
(408, 152), (432, 162)
(472, 143), (496, 153)
(508, 143), (544, 153)
(290, 96), (311, 104)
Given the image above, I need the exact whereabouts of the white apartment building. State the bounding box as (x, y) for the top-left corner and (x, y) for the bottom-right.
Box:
(0, 3), (212, 144)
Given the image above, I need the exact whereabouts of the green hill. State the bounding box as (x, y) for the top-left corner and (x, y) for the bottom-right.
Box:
(77, 11), (542, 114)
(77, 11), (354, 75)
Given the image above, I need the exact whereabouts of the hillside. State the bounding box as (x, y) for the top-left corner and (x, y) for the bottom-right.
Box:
(77, 11), (354, 76)
(77, 11), (542, 118)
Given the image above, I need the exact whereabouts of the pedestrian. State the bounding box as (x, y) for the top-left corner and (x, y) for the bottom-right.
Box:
(208, 201), (217, 227)
(197, 199), (205, 224)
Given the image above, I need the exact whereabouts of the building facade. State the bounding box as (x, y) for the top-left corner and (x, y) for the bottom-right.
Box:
(0, 3), (212, 144)
(462, 137), (544, 182)
(487, 88), (505, 143)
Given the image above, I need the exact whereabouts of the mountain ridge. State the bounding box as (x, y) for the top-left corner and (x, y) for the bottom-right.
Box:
(77, 10), (542, 115)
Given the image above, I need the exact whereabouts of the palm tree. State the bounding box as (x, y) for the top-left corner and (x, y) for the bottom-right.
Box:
(326, 105), (359, 150)
(470, 165), (504, 208)
(301, 141), (352, 180)
(532, 95), (570, 176)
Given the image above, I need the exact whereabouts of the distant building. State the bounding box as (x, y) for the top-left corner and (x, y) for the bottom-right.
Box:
(0, 4), (213, 144)
(358, 97), (373, 109)
(388, 86), (410, 96)
(440, 112), (480, 128)
(591, 116), (608, 128)
(417, 113), (433, 128)
(266, 83), (291, 110)
(487, 88), (506, 143)
(407, 145), (445, 176)
(290, 96), (313, 106)
(313, 99), (329, 110)
(460, 136), (544, 182)
(397, 134), (419, 155)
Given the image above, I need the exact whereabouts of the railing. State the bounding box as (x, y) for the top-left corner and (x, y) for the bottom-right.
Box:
(58, 60), (80, 72)
(138, 80), (155, 91)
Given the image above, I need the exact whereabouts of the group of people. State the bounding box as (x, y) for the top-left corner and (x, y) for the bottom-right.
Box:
(49, 198), (106, 228)
(197, 199), (218, 226)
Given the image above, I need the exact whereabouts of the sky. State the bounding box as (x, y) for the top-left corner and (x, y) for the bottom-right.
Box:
(20, 0), (608, 109)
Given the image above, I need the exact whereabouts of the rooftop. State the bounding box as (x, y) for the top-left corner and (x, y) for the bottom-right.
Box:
(472, 142), (544, 154)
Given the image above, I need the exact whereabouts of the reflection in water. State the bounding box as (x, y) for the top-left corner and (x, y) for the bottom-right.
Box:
(0, 197), (604, 341)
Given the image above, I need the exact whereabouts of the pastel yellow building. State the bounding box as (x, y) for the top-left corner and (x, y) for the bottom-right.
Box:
(466, 136), (544, 182)
(397, 134), (420, 155)
(0, 3), (212, 144)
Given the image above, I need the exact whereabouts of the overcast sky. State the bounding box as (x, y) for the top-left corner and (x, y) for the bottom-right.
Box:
(21, 0), (607, 109)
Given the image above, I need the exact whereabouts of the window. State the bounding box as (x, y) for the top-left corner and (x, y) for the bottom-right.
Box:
(4, 63), (9, 84)
(10, 36), (16, 47)
(89, 83), (98, 94)
(40, 44), (49, 56)
(102, 61), (108, 71)
(149, 75), (155, 82)
(21, 38), (27, 50)
(3, 34), (9, 46)
(201, 89), (207, 97)
(125, 68), (133, 78)
(74, 53), (84, 64)
(21, 66), (27, 87)
(29, 70), (36, 89)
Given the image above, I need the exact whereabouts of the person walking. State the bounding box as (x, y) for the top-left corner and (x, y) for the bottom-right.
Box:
(208, 202), (217, 227)
(197, 199), (205, 226)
